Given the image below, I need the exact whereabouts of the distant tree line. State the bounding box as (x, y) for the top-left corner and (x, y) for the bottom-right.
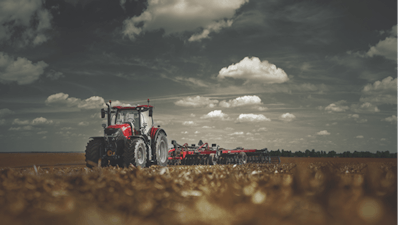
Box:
(267, 149), (397, 158)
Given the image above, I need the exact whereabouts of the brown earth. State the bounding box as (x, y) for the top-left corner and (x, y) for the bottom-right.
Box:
(0, 153), (85, 168)
(0, 154), (397, 225)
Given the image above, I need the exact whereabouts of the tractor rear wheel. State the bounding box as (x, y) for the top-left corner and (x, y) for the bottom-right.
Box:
(123, 138), (147, 168)
(85, 139), (105, 168)
(155, 132), (168, 167)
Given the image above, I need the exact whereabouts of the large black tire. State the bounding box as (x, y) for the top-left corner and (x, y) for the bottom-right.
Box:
(85, 139), (105, 168)
(123, 138), (147, 168)
(155, 132), (168, 166)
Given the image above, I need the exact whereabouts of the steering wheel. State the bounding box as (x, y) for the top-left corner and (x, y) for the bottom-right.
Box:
(126, 117), (135, 123)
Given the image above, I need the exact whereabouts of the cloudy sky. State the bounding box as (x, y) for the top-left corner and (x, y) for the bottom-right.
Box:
(0, 0), (397, 153)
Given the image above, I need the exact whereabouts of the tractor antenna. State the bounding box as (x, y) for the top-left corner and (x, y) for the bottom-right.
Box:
(147, 99), (150, 106)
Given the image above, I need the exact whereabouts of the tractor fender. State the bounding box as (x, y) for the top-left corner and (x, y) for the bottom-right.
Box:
(154, 128), (167, 139)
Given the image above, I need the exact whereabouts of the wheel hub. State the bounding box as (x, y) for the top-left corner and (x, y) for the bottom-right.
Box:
(106, 149), (115, 156)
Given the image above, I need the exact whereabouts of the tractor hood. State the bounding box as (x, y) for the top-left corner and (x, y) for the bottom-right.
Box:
(105, 124), (133, 138)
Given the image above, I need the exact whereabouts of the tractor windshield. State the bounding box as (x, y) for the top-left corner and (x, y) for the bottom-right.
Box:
(115, 109), (140, 128)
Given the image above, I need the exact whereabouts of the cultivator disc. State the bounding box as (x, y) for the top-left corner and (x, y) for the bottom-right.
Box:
(181, 155), (211, 165)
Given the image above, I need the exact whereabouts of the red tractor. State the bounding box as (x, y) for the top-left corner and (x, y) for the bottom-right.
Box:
(85, 100), (168, 168)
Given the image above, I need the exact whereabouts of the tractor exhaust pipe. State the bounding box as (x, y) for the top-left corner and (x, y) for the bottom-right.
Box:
(102, 100), (112, 126)
(107, 100), (111, 126)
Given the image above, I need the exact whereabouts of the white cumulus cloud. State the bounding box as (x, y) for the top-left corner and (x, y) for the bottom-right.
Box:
(279, 113), (296, 122)
(200, 110), (230, 120)
(31, 117), (53, 125)
(182, 121), (196, 126)
(362, 76), (397, 93)
(325, 100), (349, 113)
(366, 37), (397, 60)
(78, 96), (106, 109)
(78, 121), (89, 126)
(348, 25), (397, 61)
(382, 115), (397, 124)
(356, 135), (364, 139)
(366, 25), (397, 61)
(0, 52), (48, 85)
(175, 96), (218, 108)
(45, 93), (105, 110)
(360, 76), (397, 105)
(217, 57), (289, 84)
(12, 118), (30, 125)
(316, 130), (330, 136)
(348, 114), (367, 123)
(229, 131), (244, 135)
(10, 117), (53, 130)
(9, 125), (33, 131)
(111, 100), (132, 107)
(122, 0), (248, 40)
(351, 102), (380, 113)
(235, 114), (271, 123)
(219, 95), (262, 108)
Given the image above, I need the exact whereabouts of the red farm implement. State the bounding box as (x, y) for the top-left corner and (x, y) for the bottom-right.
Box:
(168, 140), (281, 166)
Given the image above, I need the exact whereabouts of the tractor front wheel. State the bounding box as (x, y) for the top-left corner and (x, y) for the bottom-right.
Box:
(85, 139), (106, 168)
(155, 132), (168, 167)
(123, 138), (147, 168)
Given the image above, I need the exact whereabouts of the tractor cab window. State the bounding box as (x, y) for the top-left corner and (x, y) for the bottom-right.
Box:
(109, 110), (117, 125)
(115, 109), (139, 129)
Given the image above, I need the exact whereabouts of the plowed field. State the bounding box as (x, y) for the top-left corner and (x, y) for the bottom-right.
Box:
(0, 153), (397, 225)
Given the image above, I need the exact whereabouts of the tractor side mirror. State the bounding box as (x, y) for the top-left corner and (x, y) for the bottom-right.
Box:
(149, 108), (153, 117)
(101, 108), (105, 118)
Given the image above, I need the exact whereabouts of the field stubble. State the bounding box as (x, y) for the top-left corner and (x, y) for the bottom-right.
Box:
(0, 155), (397, 225)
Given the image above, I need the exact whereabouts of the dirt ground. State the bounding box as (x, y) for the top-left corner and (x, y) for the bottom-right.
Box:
(0, 153), (86, 168)
(0, 154), (397, 225)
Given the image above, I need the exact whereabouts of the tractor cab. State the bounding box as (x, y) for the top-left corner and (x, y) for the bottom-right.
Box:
(101, 101), (154, 138)
(112, 106), (153, 136)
